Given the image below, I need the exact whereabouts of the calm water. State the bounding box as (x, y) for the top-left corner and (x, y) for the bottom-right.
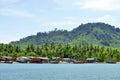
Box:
(0, 64), (120, 80)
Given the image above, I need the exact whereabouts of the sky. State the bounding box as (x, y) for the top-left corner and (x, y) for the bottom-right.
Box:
(0, 0), (120, 43)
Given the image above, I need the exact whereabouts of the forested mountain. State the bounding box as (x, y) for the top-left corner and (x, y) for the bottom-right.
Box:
(11, 22), (120, 47)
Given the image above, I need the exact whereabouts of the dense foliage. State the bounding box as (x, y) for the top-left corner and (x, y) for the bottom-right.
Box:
(0, 43), (120, 62)
(11, 23), (120, 47)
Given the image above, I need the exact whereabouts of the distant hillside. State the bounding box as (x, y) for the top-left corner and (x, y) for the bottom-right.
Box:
(11, 22), (120, 47)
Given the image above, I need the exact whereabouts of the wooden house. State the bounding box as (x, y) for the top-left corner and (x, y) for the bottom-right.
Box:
(86, 58), (95, 63)
(1, 56), (13, 63)
(50, 57), (60, 64)
(106, 60), (116, 64)
(61, 58), (74, 63)
(30, 57), (41, 63)
(39, 57), (49, 63)
(16, 57), (31, 63)
(0, 57), (2, 61)
(73, 60), (85, 64)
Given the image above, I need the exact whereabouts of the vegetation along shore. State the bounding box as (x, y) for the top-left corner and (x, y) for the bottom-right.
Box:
(0, 43), (119, 64)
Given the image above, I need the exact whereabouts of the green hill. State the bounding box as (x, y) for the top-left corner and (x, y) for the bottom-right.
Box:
(11, 22), (120, 48)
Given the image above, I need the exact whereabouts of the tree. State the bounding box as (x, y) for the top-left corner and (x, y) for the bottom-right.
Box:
(36, 46), (41, 55)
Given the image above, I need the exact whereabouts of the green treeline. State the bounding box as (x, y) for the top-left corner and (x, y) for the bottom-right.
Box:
(0, 43), (120, 62)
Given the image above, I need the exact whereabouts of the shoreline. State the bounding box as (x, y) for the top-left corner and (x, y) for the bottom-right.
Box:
(0, 61), (119, 64)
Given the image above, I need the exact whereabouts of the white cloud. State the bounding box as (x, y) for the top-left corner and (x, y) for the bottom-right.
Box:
(42, 15), (116, 31)
(42, 15), (119, 31)
(54, 0), (120, 10)
(94, 15), (119, 27)
(41, 16), (83, 31)
(53, 0), (72, 5)
(46, 21), (78, 26)
(42, 21), (79, 31)
(0, 9), (34, 17)
(95, 15), (113, 22)
(0, 0), (19, 5)
(0, 0), (34, 17)
(50, 17), (80, 26)
(53, 0), (79, 8)
(0, 34), (19, 44)
(75, 0), (120, 10)
(63, 17), (78, 21)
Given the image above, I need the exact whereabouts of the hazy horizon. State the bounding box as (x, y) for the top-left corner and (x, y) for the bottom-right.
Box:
(0, 0), (120, 43)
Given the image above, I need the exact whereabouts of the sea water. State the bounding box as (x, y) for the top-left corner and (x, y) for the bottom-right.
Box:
(0, 64), (120, 80)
